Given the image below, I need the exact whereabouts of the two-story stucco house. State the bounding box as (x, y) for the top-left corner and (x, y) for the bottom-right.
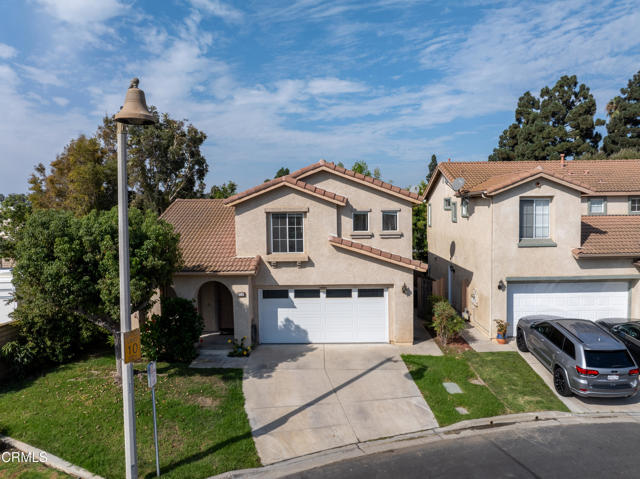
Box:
(161, 160), (426, 345)
(424, 158), (640, 339)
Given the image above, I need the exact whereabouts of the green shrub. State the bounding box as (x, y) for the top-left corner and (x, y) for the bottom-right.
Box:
(432, 301), (466, 344)
(427, 294), (447, 318)
(142, 297), (204, 363)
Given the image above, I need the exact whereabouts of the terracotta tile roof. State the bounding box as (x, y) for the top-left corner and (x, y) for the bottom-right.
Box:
(160, 199), (259, 274)
(328, 235), (428, 272)
(224, 175), (347, 206)
(424, 159), (640, 199)
(573, 215), (640, 258)
(292, 160), (422, 203)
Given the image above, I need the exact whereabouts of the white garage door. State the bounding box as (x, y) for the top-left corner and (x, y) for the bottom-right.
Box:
(259, 288), (388, 343)
(507, 281), (629, 336)
(0, 268), (15, 325)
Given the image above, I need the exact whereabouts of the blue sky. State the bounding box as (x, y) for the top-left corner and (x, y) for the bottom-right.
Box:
(1, 0), (639, 194)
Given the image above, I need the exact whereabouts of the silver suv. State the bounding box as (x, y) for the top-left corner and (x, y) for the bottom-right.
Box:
(516, 316), (639, 398)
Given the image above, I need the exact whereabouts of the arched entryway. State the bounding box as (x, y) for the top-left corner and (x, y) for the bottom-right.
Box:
(198, 281), (234, 333)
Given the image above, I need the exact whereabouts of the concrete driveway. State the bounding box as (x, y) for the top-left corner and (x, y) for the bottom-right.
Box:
(243, 344), (437, 464)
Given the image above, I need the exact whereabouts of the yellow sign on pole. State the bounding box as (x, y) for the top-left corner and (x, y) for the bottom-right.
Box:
(123, 329), (142, 363)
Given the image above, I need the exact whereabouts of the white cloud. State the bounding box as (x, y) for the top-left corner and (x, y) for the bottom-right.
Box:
(52, 96), (69, 106)
(35, 0), (127, 24)
(188, 0), (243, 23)
(307, 78), (367, 95)
(18, 64), (64, 86)
(0, 43), (17, 59)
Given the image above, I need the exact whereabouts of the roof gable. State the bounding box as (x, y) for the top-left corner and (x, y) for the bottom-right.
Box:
(224, 175), (347, 207)
(291, 160), (422, 204)
(423, 159), (640, 200)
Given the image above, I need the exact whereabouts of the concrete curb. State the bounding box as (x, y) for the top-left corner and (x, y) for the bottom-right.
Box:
(0, 435), (104, 479)
(208, 411), (640, 478)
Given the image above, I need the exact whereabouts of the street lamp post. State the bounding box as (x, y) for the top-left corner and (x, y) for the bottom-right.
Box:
(114, 78), (156, 479)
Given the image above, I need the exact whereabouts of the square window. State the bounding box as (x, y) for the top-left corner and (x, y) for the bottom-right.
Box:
(353, 212), (369, 231)
(520, 199), (549, 239)
(382, 211), (398, 231)
(443, 198), (452, 210)
(630, 197), (640, 214)
(271, 213), (303, 253)
(589, 198), (606, 214)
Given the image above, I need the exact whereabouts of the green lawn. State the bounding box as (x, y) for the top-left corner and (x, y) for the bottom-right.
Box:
(0, 445), (71, 478)
(0, 353), (260, 479)
(403, 351), (568, 426)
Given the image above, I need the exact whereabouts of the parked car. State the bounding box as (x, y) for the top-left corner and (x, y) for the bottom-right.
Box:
(516, 316), (639, 398)
(597, 319), (640, 366)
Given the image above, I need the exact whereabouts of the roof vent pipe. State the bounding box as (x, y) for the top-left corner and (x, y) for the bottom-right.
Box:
(560, 153), (566, 167)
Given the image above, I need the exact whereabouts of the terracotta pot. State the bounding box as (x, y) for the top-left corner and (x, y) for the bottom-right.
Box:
(496, 337), (507, 344)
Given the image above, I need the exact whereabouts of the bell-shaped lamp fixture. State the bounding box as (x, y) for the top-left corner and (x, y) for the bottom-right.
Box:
(114, 78), (156, 125)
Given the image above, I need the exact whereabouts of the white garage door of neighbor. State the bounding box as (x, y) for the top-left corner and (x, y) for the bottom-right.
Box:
(0, 268), (15, 325)
(507, 281), (629, 336)
(259, 288), (388, 343)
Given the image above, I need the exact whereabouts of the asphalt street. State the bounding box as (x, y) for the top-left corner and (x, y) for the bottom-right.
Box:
(286, 422), (640, 479)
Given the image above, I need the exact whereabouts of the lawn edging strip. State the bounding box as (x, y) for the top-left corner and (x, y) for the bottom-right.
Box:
(208, 411), (640, 479)
(1, 434), (105, 479)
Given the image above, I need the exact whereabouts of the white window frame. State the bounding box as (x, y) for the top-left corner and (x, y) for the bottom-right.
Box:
(352, 211), (369, 232)
(270, 212), (304, 253)
(382, 210), (399, 231)
(519, 198), (550, 240)
(630, 197), (640, 215)
(461, 198), (469, 218)
(427, 203), (432, 227)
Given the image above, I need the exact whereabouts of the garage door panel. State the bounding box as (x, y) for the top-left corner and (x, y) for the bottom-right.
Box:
(508, 281), (629, 337)
(259, 288), (388, 343)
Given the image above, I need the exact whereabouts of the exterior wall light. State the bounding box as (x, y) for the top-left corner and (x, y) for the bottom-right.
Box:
(498, 280), (506, 291)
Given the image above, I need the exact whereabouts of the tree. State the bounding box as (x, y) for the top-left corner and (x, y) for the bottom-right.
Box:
(602, 70), (640, 154)
(412, 180), (428, 262)
(3, 207), (181, 376)
(274, 167), (290, 178)
(0, 194), (31, 259)
(28, 135), (116, 214)
(209, 181), (237, 199)
(489, 75), (604, 161)
(426, 154), (438, 183)
(351, 160), (372, 176)
(373, 167), (382, 180)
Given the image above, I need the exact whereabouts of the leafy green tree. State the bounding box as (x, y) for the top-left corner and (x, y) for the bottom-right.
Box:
(209, 181), (238, 199)
(274, 167), (290, 178)
(489, 75), (604, 161)
(0, 194), (31, 259)
(2, 207), (181, 376)
(603, 70), (640, 154)
(336, 161), (345, 168)
(426, 154), (438, 182)
(412, 180), (428, 262)
(373, 167), (382, 179)
(351, 160), (372, 176)
(28, 135), (116, 214)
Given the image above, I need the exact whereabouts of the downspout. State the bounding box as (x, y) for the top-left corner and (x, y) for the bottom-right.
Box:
(487, 191), (494, 339)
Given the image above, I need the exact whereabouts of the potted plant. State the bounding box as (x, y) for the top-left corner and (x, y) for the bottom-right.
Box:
(494, 319), (508, 344)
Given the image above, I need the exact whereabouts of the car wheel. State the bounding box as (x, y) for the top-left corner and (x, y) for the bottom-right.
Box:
(553, 367), (572, 397)
(516, 328), (528, 352)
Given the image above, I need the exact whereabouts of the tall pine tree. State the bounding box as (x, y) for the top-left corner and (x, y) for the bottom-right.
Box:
(602, 70), (640, 154)
(489, 75), (604, 161)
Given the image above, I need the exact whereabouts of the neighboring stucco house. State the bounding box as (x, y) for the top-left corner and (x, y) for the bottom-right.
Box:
(161, 160), (426, 345)
(423, 158), (640, 339)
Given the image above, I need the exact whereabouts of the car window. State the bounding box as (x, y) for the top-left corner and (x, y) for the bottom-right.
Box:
(547, 327), (565, 349)
(534, 322), (552, 337)
(562, 338), (576, 359)
(619, 325), (640, 340)
(584, 350), (635, 369)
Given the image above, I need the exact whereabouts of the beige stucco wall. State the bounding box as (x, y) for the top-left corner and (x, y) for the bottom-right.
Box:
(426, 175), (492, 334)
(170, 274), (254, 342)
(234, 178), (415, 344)
(581, 196), (630, 215)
